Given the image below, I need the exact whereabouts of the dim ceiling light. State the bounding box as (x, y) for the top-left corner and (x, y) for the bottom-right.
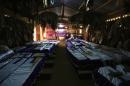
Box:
(59, 24), (64, 28)
(65, 26), (68, 29)
(125, 14), (128, 16)
(4, 14), (10, 17)
(80, 25), (83, 28)
(106, 13), (130, 22)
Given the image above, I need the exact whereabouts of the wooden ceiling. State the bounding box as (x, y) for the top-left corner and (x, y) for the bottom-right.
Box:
(0, 0), (130, 18)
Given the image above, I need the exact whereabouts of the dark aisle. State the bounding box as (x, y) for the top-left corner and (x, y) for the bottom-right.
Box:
(35, 40), (94, 86)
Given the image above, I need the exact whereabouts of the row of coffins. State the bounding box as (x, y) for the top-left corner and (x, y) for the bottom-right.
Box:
(25, 40), (59, 55)
(67, 38), (130, 68)
(26, 40), (60, 46)
(81, 40), (130, 64)
(81, 40), (130, 85)
(0, 52), (45, 86)
(66, 38), (104, 79)
(66, 38), (130, 80)
(0, 49), (14, 62)
(0, 40), (59, 86)
(66, 38), (113, 70)
(93, 65), (130, 86)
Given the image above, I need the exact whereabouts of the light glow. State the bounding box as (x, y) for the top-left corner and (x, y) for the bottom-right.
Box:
(43, 32), (46, 38)
(79, 29), (82, 34)
(86, 24), (90, 32)
(40, 26), (43, 40)
(33, 26), (37, 41)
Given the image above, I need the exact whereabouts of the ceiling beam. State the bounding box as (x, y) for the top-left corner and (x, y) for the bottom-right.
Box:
(78, 0), (86, 9)
(95, 0), (113, 11)
(107, 8), (125, 17)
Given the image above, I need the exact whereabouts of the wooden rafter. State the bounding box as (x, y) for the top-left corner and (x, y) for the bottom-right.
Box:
(95, 0), (113, 11)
